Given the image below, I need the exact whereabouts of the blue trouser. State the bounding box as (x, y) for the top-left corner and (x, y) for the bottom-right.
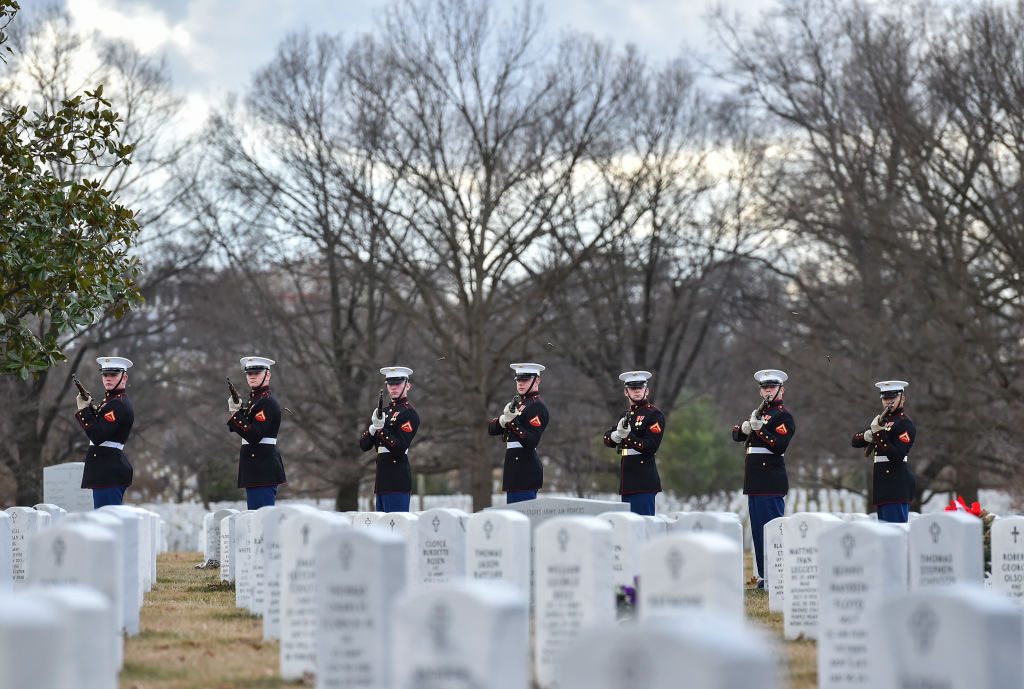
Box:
(92, 486), (126, 509)
(506, 490), (538, 504)
(877, 503), (910, 523)
(376, 493), (411, 512)
(748, 495), (785, 583)
(622, 493), (656, 516)
(246, 485), (278, 509)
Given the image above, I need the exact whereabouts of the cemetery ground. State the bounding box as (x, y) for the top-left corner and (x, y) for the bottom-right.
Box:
(121, 551), (817, 689)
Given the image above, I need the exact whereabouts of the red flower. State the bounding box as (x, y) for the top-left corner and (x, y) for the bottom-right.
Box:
(944, 495), (983, 517)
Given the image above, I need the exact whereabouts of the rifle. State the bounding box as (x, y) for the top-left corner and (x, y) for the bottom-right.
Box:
(744, 395), (773, 448)
(378, 388), (386, 416)
(71, 373), (100, 415)
(227, 378), (249, 414)
(864, 398), (898, 457)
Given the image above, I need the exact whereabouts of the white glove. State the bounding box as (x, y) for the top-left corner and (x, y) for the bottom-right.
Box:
(616, 417), (629, 435)
(749, 410), (764, 432)
(228, 396), (241, 413)
(370, 408), (385, 431)
(741, 420), (751, 435)
(870, 415), (883, 434)
(76, 394), (92, 411)
(498, 402), (516, 428)
(863, 428), (874, 443)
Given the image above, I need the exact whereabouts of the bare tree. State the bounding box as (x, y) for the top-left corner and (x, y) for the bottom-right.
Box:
(0, 8), (198, 504)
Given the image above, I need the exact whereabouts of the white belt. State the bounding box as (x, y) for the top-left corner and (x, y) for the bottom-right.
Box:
(506, 441), (523, 449)
(874, 455), (908, 464)
(89, 441), (125, 450)
(377, 447), (389, 454)
(622, 448), (642, 456)
(241, 438), (277, 446)
(746, 447), (780, 456)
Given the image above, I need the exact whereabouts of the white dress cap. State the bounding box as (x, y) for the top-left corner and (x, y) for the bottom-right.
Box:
(96, 356), (133, 371)
(240, 356), (276, 371)
(875, 380), (909, 394)
(380, 366), (414, 380)
(754, 369), (788, 385)
(510, 362), (545, 377)
(618, 370), (653, 385)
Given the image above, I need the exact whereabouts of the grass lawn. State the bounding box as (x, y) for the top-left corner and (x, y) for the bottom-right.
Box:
(122, 552), (816, 689)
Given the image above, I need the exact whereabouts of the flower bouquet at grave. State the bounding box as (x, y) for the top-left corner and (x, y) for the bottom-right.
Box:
(615, 577), (638, 619)
(945, 495), (996, 575)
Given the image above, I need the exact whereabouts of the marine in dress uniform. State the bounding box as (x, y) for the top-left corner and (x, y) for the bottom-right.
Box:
(732, 368), (795, 588)
(603, 371), (664, 516)
(75, 356), (135, 508)
(227, 356), (287, 509)
(488, 363), (549, 504)
(851, 380), (916, 523)
(358, 366), (420, 513)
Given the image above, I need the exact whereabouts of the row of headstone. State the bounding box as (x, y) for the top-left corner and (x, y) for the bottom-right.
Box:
(0, 499), (166, 689)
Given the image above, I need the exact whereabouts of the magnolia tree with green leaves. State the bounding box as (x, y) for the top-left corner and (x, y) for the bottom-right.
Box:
(0, 0), (141, 378)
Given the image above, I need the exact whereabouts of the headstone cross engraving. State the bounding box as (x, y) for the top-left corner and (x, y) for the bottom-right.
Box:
(909, 604), (938, 654)
(841, 533), (856, 559)
(929, 521), (941, 544)
(52, 536), (66, 567)
(558, 528), (570, 553)
(339, 541), (353, 570)
(666, 548), (684, 580)
(427, 602), (451, 651)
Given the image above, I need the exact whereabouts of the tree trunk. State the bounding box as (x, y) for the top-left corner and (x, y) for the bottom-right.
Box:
(469, 425), (493, 512)
(335, 475), (360, 512)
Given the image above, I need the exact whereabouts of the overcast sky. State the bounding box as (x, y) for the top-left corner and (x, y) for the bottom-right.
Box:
(49, 0), (778, 126)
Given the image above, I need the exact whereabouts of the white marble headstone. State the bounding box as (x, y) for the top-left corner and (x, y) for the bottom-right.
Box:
(42, 462), (93, 512)
(764, 516), (787, 612)
(869, 586), (1023, 689)
(32, 504), (67, 524)
(370, 512), (420, 585)
(466, 510), (531, 597)
(534, 516), (614, 689)
(782, 512), (842, 640)
(61, 512), (135, 639)
(0, 592), (74, 689)
(314, 526), (406, 689)
(555, 613), (781, 689)
(4, 507), (48, 585)
(29, 584), (118, 689)
(0, 513), (10, 590)
(262, 505), (319, 641)
(279, 512), (348, 681)
(991, 516), (1024, 600)
(219, 512), (243, 583)
(391, 581), (528, 689)
(598, 511), (648, 588)
(233, 511), (256, 610)
(909, 512), (983, 589)
(417, 508), (468, 584)
(817, 522), (908, 689)
(638, 532), (743, 622)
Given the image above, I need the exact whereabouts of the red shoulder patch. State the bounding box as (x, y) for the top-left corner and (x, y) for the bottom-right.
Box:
(103, 409), (116, 423)
(401, 420), (413, 433)
(254, 410), (267, 422)
(649, 422), (662, 434)
(775, 423), (789, 436)
(529, 415), (542, 427)
(898, 431), (911, 444)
